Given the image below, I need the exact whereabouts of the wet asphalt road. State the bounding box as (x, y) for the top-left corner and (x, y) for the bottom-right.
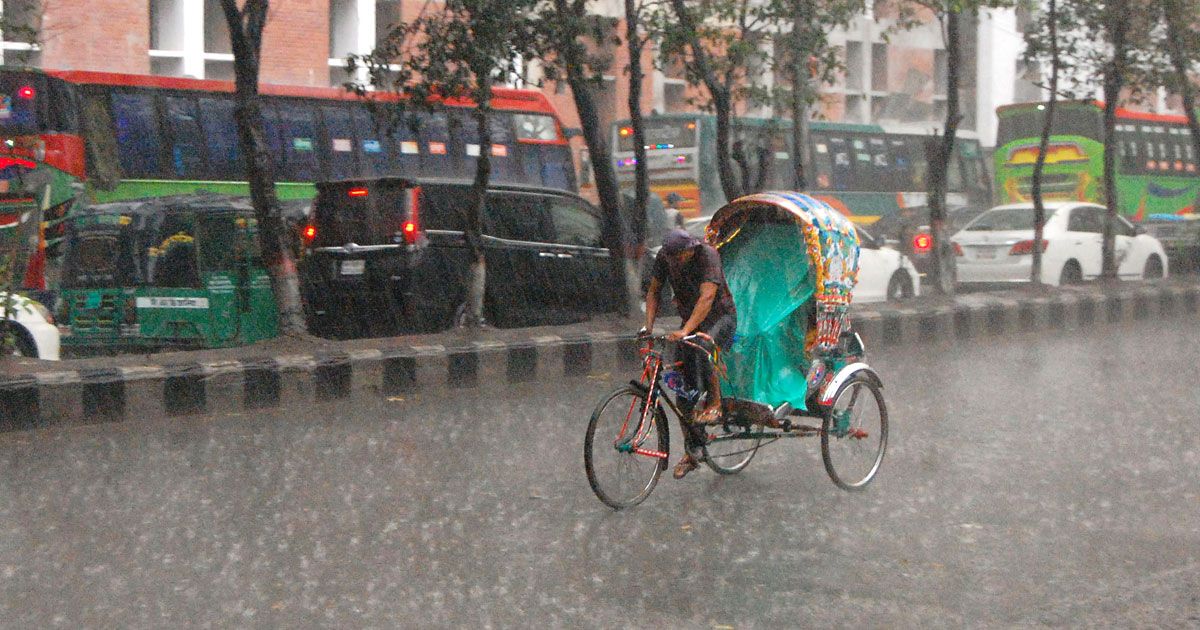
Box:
(2, 319), (1200, 628)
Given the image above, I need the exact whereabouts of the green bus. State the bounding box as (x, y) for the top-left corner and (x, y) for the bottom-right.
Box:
(994, 101), (1200, 216)
(605, 113), (992, 224)
(995, 101), (1200, 269)
(58, 195), (279, 354)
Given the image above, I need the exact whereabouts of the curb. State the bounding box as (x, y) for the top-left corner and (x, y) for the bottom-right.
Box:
(2, 280), (1198, 433)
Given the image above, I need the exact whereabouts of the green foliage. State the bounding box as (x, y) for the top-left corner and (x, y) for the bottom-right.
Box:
(648, 0), (778, 112)
(348, 0), (539, 131)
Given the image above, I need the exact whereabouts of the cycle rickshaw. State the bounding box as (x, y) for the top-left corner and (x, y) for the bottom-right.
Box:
(584, 192), (888, 509)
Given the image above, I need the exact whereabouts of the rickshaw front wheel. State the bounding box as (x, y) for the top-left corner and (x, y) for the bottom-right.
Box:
(821, 374), (888, 491)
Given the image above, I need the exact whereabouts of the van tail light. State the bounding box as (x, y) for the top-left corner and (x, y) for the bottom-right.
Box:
(953, 242), (964, 257)
(404, 186), (422, 245)
(1009, 239), (1048, 256)
(912, 233), (932, 254)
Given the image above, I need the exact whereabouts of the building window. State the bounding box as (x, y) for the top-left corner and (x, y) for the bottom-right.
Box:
(0, 0), (40, 65)
(204, 0), (231, 55)
(845, 41), (864, 92)
(933, 50), (948, 97)
(376, 0), (401, 43)
(871, 43), (888, 92)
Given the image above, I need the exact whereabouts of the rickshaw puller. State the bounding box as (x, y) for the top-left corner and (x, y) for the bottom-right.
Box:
(642, 228), (737, 480)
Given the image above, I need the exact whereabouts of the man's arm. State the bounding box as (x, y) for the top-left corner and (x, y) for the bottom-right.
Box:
(643, 277), (662, 333)
(670, 281), (717, 339)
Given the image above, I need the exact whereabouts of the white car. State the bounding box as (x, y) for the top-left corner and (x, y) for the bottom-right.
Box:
(855, 226), (922, 303)
(953, 202), (1169, 286)
(1, 293), (60, 360)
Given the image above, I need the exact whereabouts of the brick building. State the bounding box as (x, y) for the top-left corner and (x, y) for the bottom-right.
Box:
(2, 0), (1039, 148)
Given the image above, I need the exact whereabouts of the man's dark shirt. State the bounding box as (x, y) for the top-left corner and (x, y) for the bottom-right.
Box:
(651, 243), (736, 330)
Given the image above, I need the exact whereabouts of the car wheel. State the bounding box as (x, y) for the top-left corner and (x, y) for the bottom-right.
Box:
(1, 323), (37, 358)
(886, 271), (914, 301)
(1142, 255), (1163, 280)
(1059, 261), (1083, 285)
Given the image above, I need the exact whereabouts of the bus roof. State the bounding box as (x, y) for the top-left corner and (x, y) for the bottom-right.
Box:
(613, 112), (886, 133)
(22, 67), (559, 116)
(997, 100), (1194, 126)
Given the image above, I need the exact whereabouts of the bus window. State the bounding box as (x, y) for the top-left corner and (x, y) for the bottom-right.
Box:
(46, 78), (80, 134)
(514, 113), (559, 141)
(351, 105), (400, 177)
(828, 135), (854, 191)
(461, 111), (517, 183)
(320, 104), (358, 180)
(276, 101), (323, 182)
(419, 110), (458, 179)
(164, 96), (208, 179)
(111, 92), (164, 178)
(810, 133), (833, 189)
(947, 145), (965, 192)
(0, 71), (43, 134)
(199, 97), (244, 180)
(259, 101), (290, 178)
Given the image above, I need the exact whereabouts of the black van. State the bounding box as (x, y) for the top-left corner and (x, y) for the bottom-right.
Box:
(300, 177), (621, 338)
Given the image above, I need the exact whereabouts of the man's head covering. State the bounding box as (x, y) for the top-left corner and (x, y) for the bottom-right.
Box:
(665, 192), (684, 206)
(661, 228), (700, 255)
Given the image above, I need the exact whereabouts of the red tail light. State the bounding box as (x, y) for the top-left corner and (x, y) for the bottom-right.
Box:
(16, 85), (35, 99)
(912, 233), (932, 254)
(348, 187), (369, 197)
(302, 224), (316, 241)
(404, 186), (422, 245)
(953, 242), (964, 257)
(1009, 239), (1048, 256)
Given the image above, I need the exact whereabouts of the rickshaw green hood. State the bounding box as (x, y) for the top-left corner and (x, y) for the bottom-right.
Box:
(707, 192), (860, 410)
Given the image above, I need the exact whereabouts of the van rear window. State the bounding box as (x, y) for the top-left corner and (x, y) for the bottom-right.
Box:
(313, 184), (412, 246)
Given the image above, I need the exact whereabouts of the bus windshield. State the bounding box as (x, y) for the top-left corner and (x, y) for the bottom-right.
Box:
(0, 71), (43, 135)
(617, 119), (698, 152)
(997, 105), (1102, 146)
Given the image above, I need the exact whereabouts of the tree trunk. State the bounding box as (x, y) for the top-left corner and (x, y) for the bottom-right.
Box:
(667, 0), (743, 203)
(220, 0), (306, 336)
(625, 0), (649, 251)
(789, 0), (811, 190)
(927, 9), (961, 296)
(462, 102), (492, 327)
(1100, 7), (1128, 280)
(712, 88), (743, 202)
(1163, 0), (1200, 215)
(1030, 0), (1058, 286)
(557, 0), (638, 315)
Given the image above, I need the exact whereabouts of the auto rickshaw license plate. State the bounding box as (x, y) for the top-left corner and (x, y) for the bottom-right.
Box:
(341, 259), (365, 275)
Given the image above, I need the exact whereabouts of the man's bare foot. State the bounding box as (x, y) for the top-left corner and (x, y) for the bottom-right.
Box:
(673, 453), (700, 479)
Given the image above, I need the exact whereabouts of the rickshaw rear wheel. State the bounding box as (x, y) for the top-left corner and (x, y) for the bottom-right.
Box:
(821, 374), (888, 491)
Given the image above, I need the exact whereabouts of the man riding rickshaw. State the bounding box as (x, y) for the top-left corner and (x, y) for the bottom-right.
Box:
(587, 192), (888, 508)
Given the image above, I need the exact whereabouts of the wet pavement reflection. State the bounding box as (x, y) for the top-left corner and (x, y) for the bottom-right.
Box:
(2, 319), (1199, 627)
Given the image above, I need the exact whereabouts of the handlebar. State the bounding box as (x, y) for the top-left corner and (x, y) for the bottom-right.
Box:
(637, 331), (715, 353)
